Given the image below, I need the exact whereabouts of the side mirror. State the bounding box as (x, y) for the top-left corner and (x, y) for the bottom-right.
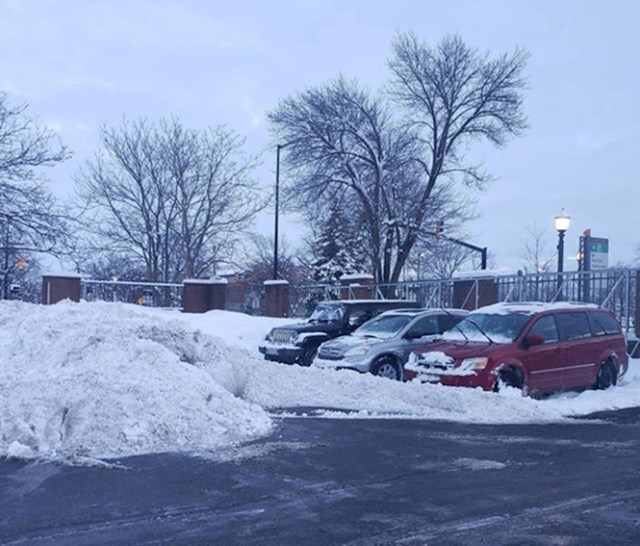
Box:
(523, 333), (545, 348)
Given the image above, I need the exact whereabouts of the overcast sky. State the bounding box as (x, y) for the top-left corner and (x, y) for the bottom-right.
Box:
(1, 0), (638, 272)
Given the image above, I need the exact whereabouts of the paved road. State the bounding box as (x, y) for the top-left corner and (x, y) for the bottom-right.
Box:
(1, 407), (640, 545)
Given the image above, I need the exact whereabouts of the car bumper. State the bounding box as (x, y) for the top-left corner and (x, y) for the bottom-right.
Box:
(406, 367), (493, 390)
(258, 344), (302, 364)
(313, 356), (370, 373)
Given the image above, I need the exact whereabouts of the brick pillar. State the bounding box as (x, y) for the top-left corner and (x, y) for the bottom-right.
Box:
(183, 279), (228, 313)
(453, 278), (497, 310)
(42, 274), (81, 304)
(208, 279), (227, 310)
(264, 280), (289, 317)
(226, 280), (248, 312)
(340, 274), (374, 299)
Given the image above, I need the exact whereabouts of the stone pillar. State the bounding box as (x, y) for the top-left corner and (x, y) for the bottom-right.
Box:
(340, 274), (375, 300)
(264, 280), (289, 318)
(453, 278), (498, 310)
(183, 279), (227, 313)
(42, 274), (81, 304)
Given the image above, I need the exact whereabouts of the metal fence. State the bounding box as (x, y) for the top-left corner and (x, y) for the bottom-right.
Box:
(74, 269), (639, 339)
(288, 268), (639, 336)
(81, 279), (183, 309)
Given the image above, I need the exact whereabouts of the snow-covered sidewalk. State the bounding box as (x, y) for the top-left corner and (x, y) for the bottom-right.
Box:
(1, 301), (638, 464)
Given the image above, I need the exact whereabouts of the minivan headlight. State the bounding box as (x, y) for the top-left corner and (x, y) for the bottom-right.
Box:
(460, 357), (489, 370)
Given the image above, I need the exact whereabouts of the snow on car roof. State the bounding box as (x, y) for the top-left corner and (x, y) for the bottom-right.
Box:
(380, 307), (469, 317)
(473, 301), (600, 315)
(317, 299), (418, 305)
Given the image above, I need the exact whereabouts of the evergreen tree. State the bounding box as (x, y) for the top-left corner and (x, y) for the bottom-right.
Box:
(310, 202), (366, 282)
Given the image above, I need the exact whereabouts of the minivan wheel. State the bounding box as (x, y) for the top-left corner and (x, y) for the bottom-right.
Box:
(371, 356), (402, 381)
(493, 366), (524, 393)
(595, 360), (616, 390)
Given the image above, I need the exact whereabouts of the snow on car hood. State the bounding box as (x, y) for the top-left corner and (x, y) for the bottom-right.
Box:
(321, 334), (385, 353)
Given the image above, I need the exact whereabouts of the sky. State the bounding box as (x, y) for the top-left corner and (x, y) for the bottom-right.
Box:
(2, 300), (639, 464)
(1, 0), (639, 272)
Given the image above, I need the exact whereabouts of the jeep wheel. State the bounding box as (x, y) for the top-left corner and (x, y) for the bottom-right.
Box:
(371, 356), (402, 381)
(300, 346), (318, 367)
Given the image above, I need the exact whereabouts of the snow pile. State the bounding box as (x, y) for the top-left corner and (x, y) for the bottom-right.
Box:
(1, 300), (639, 465)
(0, 301), (272, 463)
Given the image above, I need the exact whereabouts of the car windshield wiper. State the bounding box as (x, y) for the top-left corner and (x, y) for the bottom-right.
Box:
(466, 318), (494, 345)
(439, 308), (469, 344)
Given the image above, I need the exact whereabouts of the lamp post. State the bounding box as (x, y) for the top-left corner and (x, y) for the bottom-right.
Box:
(273, 141), (295, 280)
(554, 208), (571, 297)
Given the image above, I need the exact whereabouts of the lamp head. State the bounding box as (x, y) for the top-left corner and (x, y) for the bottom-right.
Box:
(554, 209), (571, 233)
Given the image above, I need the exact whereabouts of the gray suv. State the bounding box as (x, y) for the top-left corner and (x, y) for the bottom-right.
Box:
(313, 308), (468, 380)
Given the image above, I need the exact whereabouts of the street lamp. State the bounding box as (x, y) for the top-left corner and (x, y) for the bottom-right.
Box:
(554, 209), (571, 273)
(554, 209), (570, 298)
(273, 141), (294, 280)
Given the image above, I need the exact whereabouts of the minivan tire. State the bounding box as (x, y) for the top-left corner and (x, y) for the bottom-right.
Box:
(595, 360), (617, 390)
(493, 366), (524, 393)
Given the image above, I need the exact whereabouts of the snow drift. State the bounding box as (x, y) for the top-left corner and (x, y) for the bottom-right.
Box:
(1, 300), (639, 465)
(0, 301), (272, 463)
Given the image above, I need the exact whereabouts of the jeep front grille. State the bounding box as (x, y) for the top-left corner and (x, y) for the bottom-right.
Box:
(271, 329), (295, 343)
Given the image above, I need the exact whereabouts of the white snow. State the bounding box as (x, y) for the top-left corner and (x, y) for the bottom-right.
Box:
(1, 300), (639, 465)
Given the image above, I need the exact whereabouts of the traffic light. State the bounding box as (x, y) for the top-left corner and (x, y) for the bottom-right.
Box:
(435, 220), (444, 238)
(16, 256), (26, 270)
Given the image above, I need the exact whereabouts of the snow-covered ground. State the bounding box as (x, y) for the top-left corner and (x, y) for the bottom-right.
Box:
(1, 300), (638, 465)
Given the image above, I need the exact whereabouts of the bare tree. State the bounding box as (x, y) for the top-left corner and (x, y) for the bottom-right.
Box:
(241, 234), (309, 285)
(75, 117), (265, 282)
(270, 34), (527, 285)
(389, 33), (528, 182)
(0, 92), (71, 298)
(269, 77), (469, 284)
(520, 223), (554, 273)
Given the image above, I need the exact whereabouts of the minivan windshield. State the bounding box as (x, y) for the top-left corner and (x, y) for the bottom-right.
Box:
(443, 312), (531, 344)
(309, 304), (346, 322)
(354, 314), (413, 339)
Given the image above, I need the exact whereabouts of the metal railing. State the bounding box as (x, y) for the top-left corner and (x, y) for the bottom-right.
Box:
(288, 268), (639, 336)
(81, 279), (183, 309)
(74, 269), (639, 341)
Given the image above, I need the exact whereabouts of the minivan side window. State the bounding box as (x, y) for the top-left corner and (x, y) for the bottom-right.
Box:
(527, 314), (559, 343)
(556, 312), (592, 341)
(588, 311), (621, 336)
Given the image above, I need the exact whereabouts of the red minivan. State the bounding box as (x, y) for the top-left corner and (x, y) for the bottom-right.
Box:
(405, 302), (629, 395)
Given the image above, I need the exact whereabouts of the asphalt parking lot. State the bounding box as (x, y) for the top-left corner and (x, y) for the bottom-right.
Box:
(1, 407), (640, 545)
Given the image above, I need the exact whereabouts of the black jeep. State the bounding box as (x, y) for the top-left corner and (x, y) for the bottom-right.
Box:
(258, 299), (420, 366)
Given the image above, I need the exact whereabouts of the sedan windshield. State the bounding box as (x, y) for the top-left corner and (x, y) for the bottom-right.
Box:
(443, 312), (531, 343)
(355, 314), (413, 339)
(309, 304), (346, 322)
